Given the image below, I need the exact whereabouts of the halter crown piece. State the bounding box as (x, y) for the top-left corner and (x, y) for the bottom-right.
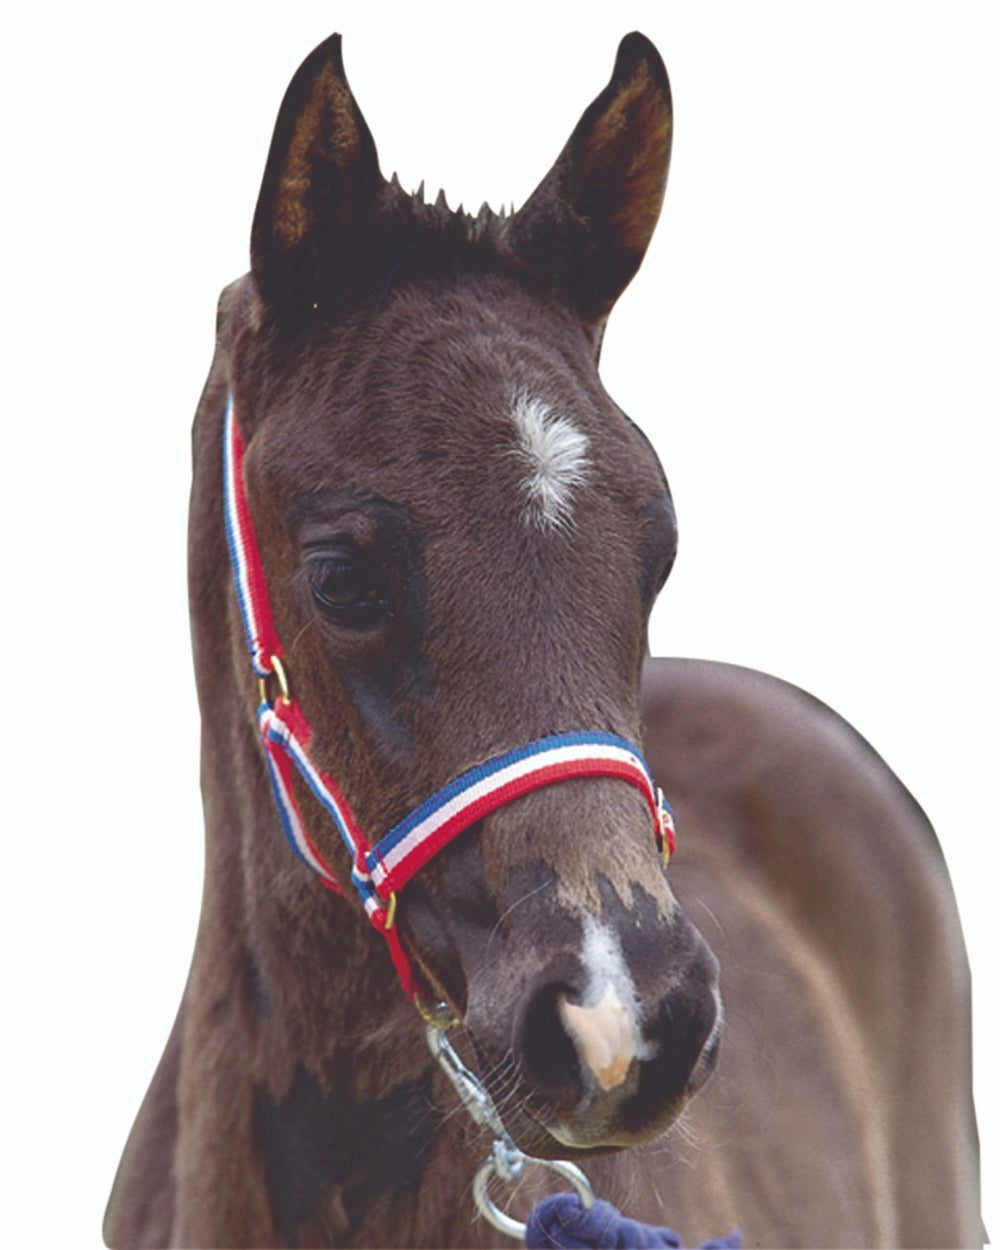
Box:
(222, 394), (677, 1006)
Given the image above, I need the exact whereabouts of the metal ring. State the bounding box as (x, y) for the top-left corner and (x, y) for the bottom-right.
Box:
(270, 654), (291, 703)
(257, 654), (292, 707)
(416, 998), (461, 1030)
(472, 1151), (594, 1241)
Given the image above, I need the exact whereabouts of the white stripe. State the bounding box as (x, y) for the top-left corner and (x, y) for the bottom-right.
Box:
(371, 743), (651, 887)
(276, 718), (360, 860)
(224, 403), (266, 670)
(265, 743), (336, 883)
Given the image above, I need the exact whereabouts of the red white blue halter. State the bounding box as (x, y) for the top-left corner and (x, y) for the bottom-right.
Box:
(222, 394), (676, 1002)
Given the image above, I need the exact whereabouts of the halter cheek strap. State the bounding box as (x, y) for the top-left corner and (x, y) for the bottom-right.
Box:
(222, 394), (677, 1002)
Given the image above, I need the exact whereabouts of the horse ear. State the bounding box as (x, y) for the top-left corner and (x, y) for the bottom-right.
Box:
(508, 33), (672, 328)
(250, 34), (384, 311)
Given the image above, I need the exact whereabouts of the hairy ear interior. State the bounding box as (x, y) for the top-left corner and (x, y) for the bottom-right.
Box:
(508, 32), (673, 326)
(581, 40), (672, 260)
(250, 34), (383, 311)
(270, 63), (362, 249)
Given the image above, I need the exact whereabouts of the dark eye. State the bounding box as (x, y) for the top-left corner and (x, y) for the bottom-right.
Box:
(307, 556), (389, 628)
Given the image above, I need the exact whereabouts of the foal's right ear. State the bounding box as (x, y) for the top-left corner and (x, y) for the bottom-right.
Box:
(250, 34), (384, 312)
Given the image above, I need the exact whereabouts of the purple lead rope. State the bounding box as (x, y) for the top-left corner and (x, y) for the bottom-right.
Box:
(525, 1194), (742, 1250)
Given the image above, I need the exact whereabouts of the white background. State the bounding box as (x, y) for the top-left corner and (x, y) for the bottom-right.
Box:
(3, 4), (995, 1245)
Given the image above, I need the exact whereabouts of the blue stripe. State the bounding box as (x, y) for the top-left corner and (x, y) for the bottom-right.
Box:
(222, 395), (267, 675)
(261, 746), (315, 874)
(364, 731), (652, 872)
(351, 866), (379, 908)
(262, 712), (360, 862)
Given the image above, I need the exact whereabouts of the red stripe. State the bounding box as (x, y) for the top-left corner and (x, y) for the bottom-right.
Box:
(370, 912), (419, 999)
(312, 760), (372, 857)
(230, 413), (282, 665)
(277, 697), (312, 747)
(376, 757), (658, 898)
(661, 815), (676, 861)
(269, 700), (371, 856)
(263, 730), (343, 891)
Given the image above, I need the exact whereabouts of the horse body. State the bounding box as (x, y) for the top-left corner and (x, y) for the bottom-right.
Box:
(105, 32), (980, 1250)
(637, 660), (978, 1247)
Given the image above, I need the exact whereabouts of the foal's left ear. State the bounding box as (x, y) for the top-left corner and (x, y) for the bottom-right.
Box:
(250, 34), (384, 312)
(507, 33), (672, 328)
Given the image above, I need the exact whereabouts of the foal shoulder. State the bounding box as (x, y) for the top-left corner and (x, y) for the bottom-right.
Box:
(637, 657), (979, 1247)
(639, 656), (963, 971)
(642, 656), (946, 866)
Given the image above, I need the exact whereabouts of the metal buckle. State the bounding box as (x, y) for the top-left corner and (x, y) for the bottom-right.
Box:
(257, 653), (291, 708)
(414, 996), (461, 1030)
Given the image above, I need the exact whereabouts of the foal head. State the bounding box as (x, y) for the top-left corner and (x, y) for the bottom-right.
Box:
(219, 32), (720, 1157)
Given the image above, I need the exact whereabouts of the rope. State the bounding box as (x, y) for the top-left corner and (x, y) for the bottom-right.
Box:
(525, 1194), (741, 1250)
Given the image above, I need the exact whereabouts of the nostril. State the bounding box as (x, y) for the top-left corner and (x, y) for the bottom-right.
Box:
(516, 980), (585, 1108)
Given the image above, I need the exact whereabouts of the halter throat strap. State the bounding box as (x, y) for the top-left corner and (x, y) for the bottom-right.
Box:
(222, 395), (676, 1002)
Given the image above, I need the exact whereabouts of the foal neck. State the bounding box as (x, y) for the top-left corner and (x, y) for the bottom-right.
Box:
(181, 687), (449, 1244)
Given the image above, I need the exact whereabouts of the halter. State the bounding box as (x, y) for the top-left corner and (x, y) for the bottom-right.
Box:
(222, 393), (676, 1005)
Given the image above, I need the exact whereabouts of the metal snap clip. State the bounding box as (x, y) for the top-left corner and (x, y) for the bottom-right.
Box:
(426, 1022), (595, 1241)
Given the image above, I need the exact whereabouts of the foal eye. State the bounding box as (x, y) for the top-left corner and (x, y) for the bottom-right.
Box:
(308, 557), (389, 627)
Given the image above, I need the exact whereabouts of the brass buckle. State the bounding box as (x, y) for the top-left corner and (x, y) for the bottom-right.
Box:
(415, 997), (461, 1030)
(258, 654), (291, 708)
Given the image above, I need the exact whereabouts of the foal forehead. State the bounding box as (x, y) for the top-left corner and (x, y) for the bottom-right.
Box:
(267, 281), (665, 518)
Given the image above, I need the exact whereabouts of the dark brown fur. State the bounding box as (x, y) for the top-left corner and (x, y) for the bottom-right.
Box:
(104, 33), (980, 1249)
